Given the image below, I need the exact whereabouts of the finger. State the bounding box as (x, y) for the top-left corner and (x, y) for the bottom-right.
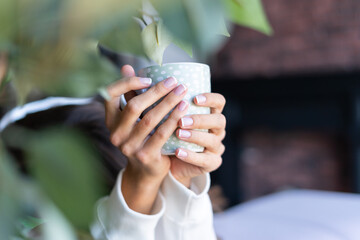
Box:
(175, 149), (223, 172)
(194, 93), (226, 114)
(176, 129), (223, 153)
(121, 65), (138, 102)
(116, 76), (178, 130)
(110, 77), (179, 145)
(121, 64), (136, 77)
(143, 100), (189, 152)
(105, 76), (152, 127)
(125, 84), (188, 148)
(107, 76), (152, 99)
(179, 113), (226, 133)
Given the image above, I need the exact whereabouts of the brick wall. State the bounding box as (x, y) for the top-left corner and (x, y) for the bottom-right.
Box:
(240, 130), (350, 201)
(213, 0), (360, 79)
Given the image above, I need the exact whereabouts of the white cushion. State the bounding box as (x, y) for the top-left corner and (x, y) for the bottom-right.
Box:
(214, 190), (360, 240)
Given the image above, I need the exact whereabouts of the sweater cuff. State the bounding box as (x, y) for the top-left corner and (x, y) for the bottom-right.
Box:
(95, 169), (165, 239)
(161, 172), (211, 222)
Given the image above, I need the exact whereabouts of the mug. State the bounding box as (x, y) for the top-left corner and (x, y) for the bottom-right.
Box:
(120, 62), (211, 155)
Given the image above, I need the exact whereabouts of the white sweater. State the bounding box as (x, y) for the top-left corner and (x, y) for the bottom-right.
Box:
(91, 169), (217, 240)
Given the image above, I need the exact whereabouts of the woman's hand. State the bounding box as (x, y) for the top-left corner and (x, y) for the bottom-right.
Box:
(105, 65), (189, 214)
(170, 93), (226, 188)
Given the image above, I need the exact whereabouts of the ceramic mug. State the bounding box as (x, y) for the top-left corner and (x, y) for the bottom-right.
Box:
(120, 62), (211, 155)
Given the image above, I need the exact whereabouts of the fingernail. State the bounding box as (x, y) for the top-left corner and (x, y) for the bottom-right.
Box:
(140, 77), (152, 86)
(178, 100), (188, 111)
(181, 117), (193, 127)
(178, 129), (191, 138)
(164, 77), (177, 89)
(177, 149), (188, 158)
(195, 95), (206, 104)
(174, 84), (186, 96)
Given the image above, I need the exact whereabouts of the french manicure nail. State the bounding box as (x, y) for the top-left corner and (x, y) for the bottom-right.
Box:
(164, 77), (177, 89)
(181, 117), (193, 127)
(177, 149), (188, 158)
(178, 100), (188, 111)
(179, 129), (191, 138)
(174, 84), (186, 96)
(140, 77), (152, 86)
(195, 95), (206, 104)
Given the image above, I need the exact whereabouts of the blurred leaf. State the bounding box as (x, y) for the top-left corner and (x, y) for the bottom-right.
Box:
(142, 21), (172, 65)
(20, 216), (44, 231)
(223, 0), (273, 35)
(12, 40), (119, 103)
(151, 0), (229, 59)
(172, 38), (193, 58)
(0, 0), (17, 49)
(150, 0), (193, 44)
(62, 0), (141, 40)
(218, 18), (231, 37)
(0, 144), (22, 239)
(26, 128), (104, 229)
(99, 18), (146, 57)
(40, 202), (77, 240)
(98, 87), (111, 101)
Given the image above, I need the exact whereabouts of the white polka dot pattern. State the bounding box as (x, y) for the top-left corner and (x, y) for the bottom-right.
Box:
(138, 63), (211, 155)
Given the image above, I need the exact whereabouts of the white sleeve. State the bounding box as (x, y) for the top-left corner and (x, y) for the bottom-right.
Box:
(91, 169), (165, 240)
(156, 172), (217, 240)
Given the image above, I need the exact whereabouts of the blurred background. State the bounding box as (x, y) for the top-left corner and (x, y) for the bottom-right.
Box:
(211, 0), (360, 206)
(1, 0), (360, 239)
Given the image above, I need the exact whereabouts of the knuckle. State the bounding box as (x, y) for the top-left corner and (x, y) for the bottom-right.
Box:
(128, 76), (138, 85)
(135, 150), (149, 164)
(219, 130), (226, 140)
(219, 114), (227, 128)
(156, 127), (168, 141)
(153, 82), (167, 96)
(219, 94), (226, 107)
(110, 133), (120, 146)
(219, 144), (226, 155)
(215, 156), (223, 169)
(141, 114), (152, 127)
(120, 143), (133, 157)
(126, 100), (141, 115)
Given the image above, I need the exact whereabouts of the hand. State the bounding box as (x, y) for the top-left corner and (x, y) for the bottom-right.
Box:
(105, 65), (189, 213)
(170, 93), (226, 187)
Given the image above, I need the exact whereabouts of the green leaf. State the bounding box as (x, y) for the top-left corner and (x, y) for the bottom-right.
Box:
(223, 0), (273, 35)
(26, 128), (104, 229)
(151, 0), (229, 59)
(19, 216), (44, 232)
(0, 0), (17, 49)
(0, 146), (22, 240)
(172, 38), (193, 58)
(99, 18), (146, 58)
(142, 21), (172, 65)
(40, 202), (77, 240)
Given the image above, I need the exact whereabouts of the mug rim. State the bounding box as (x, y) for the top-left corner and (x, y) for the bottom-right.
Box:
(142, 62), (210, 69)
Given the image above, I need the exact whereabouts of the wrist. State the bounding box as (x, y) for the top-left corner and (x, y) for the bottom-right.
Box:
(123, 165), (164, 192)
(172, 174), (192, 188)
(121, 166), (164, 214)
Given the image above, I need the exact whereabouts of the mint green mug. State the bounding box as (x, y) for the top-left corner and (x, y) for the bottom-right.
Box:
(120, 62), (211, 155)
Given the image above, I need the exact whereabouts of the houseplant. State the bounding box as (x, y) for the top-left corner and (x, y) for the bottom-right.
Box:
(0, 0), (271, 239)
(105, 0), (272, 154)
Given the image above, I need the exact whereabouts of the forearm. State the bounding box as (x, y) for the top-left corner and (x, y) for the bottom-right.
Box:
(121, 165), (164, 214)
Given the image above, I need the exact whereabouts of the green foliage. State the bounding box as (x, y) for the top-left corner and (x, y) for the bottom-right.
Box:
(1, 126), (105, 239)
(223, 0), (273, 35)
(0, 1), (273, 239)
(142, 21), (172, 65)
(0, 144), (22, 239)
(26, 128), (104, 229)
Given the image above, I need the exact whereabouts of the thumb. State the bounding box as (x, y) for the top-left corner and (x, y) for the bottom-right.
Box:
(121, 64), (136, 77)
